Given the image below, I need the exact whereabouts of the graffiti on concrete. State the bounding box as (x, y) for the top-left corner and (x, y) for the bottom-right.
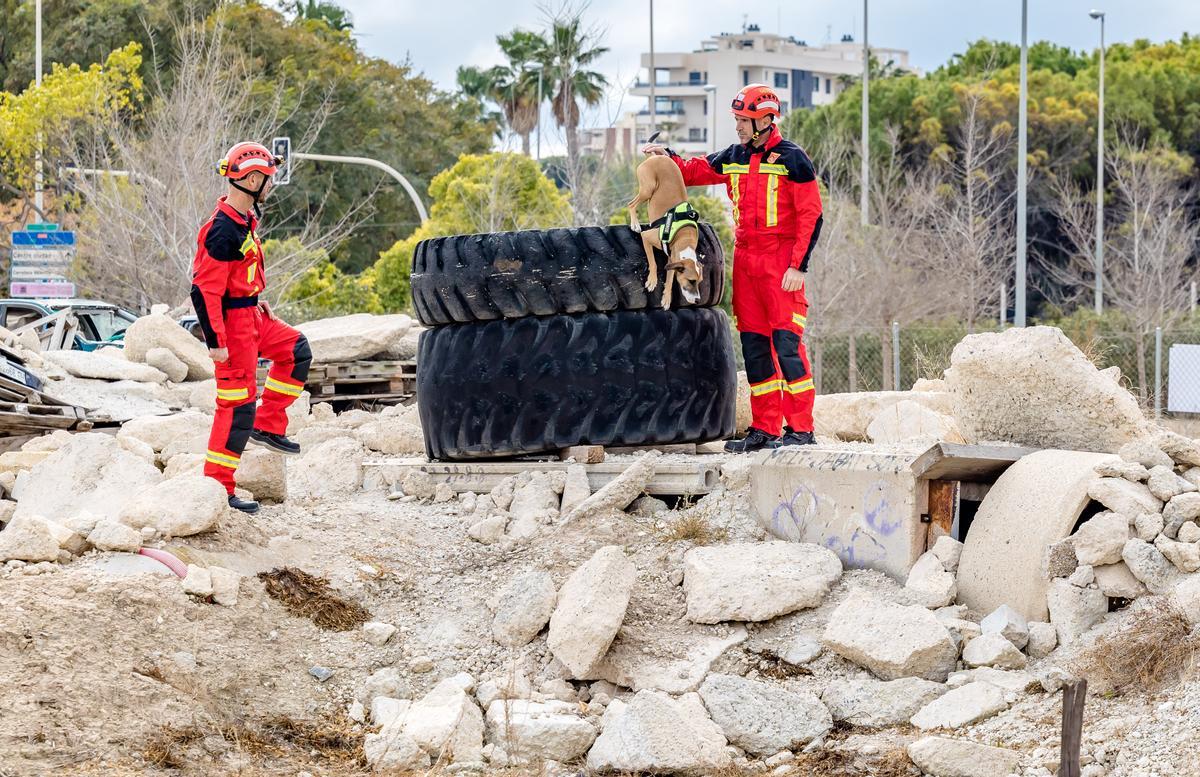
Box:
(770, 476), (902, 568)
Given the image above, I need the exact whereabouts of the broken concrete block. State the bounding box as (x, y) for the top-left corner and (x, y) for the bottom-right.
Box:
(821, 676), (947, 728)
(182, 564), (213, 598)
(683, 541), (842, 623)
(145, 347), (189, 383)
(355, 413), (425, 455)
(371, 697), (410, 727)
(0, 450), (51, 477)
(945, 327), (1150, 452)
(1087, 478), (1162, 519)
(961, 632), (1027, 670)
(931, 535), (964, 573)
(187, 380), (216, 413)
(1134, 512), (1165, 542)
(117, 474), (228, 537)
(295, 313), (412, 363)
(814, 391), (955, 441)
(484, 699), (597, 764)
(584, 625), (747, 695)
(1163, 492), (1200, 538)
(1025, 622), (1058, 659)
(509, 472), (560, 520)
(468, 516), (507, 544)
(400, 470), (436, 501)
(1094, 459), (1150, 482)
(1153, 429), (1200, 468)
(781, 634), (823, 666)
(1046, 578), (1107, 645)
(559, 464), (590, 516)
(1180, 521), (1200, 543)
(904, 551), (957, 608)
(910, 681), (1009, 729)
(163, 453), (205, 481)
(562, 451), (660, 523)
(1155, 535), (1200, 573)
(1042, 538), (1078, 579)
(866, 399), (965, 445)
(42, 349), (167, 383)
(14, 433), (162, 522)
(363, 728), (429, 771)
(122, 312), (213, 381)
(946, 667), (1040, 694)
(492, 569), (556, 647)
(907, 737), (1021, 777)
(585, 691), (730, 774)
(1170, 575), (1200, 626)
(398, 673), (483, 764)
(433, 483), (454, 503)
(289, 438), (365, 499)
(1123, 538), (1184, 594)
(980, 604), (1029, 650)
(547, 546), (635, 678)
(1147, 465), (1197, 501)
(821, 593), (958, 682)
(86, 520), (143, 552)
(1093, 562), (1149, 599)
(1119, 439), (1174, 470)
(1071, 512), (1131, 566)
(0, 514), (61, 562)
(209, 566), (239, 606)
(698, 674), (831, 756)
(236, 448), (286, 504)
(363, 621), (397, 646)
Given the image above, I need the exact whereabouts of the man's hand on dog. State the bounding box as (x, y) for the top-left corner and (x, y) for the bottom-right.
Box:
(641, 144), (668, 157)
(782, 267), (806, 292)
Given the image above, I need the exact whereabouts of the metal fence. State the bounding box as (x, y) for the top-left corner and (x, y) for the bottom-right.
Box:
(805, 321), (1200, 420)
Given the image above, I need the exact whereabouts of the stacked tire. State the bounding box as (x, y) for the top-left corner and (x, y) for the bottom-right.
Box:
(412, 224), (737, 460)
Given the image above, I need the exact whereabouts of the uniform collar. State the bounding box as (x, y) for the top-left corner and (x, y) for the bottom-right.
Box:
(216, 196), (254, 228)
(747, 124), (782, 154)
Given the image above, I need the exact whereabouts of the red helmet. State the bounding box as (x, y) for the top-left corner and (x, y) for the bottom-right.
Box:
(217, 141), (279, 180)
(731, 84), (781, 119)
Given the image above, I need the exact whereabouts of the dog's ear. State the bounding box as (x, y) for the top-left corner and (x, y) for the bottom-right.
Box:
(665, 260), (686, 271)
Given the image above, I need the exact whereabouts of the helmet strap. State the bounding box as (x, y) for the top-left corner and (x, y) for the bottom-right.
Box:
(230, 175), (268, 218)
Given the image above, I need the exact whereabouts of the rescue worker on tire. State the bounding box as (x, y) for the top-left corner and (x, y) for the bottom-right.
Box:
(643, 83), (823, 452)
(191, 141), (312, 514)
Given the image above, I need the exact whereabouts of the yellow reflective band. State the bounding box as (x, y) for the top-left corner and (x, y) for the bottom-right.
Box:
(749, 379), (784, 397)
(216, 387), (250, 400)
(730, 174), (741, 226)
(766, 174), (779, 227)
(206, 449), (240, 466)
(206, 455), (239, 470)
(791, 312), (808, 327)
(247, 262), (257, 284)
(760, 163), (789, 175)
(264, 377), (304, 397)
(723, 163), (750, 174)
(240, 230), (256, 255)
(785, 378), (815, 395)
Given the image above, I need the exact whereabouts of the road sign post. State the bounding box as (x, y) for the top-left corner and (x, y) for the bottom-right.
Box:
(10, 225), (76, 298)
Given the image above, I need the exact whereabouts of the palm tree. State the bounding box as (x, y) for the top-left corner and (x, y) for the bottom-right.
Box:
(537, 11), (608, 166)
(289, 0), (354, 32)
(457, 31), (547, 155)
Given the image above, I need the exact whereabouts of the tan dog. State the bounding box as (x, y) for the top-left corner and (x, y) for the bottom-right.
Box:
(627, 155), (703, 308)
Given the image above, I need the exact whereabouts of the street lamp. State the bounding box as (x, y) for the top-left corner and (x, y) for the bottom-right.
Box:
(703, 84), (717, 153)
(34, 0), (43, 216)
(861, 0), (869, 227)
(648, 0), (656, 139)
(1090, 9), (1106, 314)
(1015, 0), (1029, 327)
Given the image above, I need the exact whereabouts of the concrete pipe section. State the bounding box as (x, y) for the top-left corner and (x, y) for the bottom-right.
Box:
(956, 449), (1115, 622)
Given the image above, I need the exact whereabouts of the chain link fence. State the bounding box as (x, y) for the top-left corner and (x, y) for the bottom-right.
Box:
(806, 321), (1200, 422)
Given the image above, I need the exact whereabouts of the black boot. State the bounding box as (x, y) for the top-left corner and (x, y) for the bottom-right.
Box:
(228, 494), (260, 514)
(778, 427), (817, 446)
(249, 429), (302, 456)
(724, 427), (780, 454)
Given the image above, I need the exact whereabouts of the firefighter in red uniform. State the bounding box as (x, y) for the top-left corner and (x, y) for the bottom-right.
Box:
(643, 84), (823, 452)
(191, 141), (312, 514)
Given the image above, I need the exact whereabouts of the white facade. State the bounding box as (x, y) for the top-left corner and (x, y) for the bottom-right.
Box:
(624, 26), (910, 156)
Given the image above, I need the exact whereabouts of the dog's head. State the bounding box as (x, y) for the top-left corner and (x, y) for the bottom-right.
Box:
(666, 246), (703, 304)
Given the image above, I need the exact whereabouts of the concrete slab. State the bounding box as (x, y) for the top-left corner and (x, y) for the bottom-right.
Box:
(956, 449), (1115, 622)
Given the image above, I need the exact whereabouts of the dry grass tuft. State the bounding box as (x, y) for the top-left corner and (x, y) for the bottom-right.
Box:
(141, 726), (203, 769)
(257, 567), (371, 631)
(747, 648), (812, 680)
(1072, 603), (1200, 695)
(141, 714), (364, 771)
(792, 745), (919, 776)
(659, 514), (728, 545)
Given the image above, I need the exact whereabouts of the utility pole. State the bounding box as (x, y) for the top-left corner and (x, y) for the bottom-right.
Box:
(34, 0), (44, 216)
(1015, 0), (1029, 327)
(1091, 9), (1106, 314)
(536, 69), (543, 161)
(860, 0), (869, 226)
(648, 0), (656, 140)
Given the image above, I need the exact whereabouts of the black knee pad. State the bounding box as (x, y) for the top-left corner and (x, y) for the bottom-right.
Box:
(771, 329), (808, 381)
(226, 402), (257, 455)
(740, 331), (775, 384)
(292, 335), (313, 382)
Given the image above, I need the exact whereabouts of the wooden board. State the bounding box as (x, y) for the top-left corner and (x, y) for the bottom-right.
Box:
(910, 442), (1038, 482)
(559, 445), (605, 463)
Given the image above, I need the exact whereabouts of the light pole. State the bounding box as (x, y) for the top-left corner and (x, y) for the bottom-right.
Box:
(648, 0), (656, 140)
(34, 0), (43, 216)
(861, 0), (869, 226)
(1015, 0), (1029, 327)
(536, 68), (543, 161)
(1091, 9), (1106, 314)
(703, 84), (717, 152)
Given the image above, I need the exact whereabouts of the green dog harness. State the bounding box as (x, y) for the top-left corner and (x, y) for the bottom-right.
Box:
(650, 201), (701, 250)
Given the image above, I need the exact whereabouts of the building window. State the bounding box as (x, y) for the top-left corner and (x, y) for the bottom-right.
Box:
(780, 101), (789, 114)
(813, 79), (820, 93)
(825, 78), (831, 94)
(740, 39), (753, 49)
(774, 72), (788, 88)
(689, 71), (702, 84)
(689, 127), (705, 142)
(703, 98), (708, 115)
(743, 69), (749, 86)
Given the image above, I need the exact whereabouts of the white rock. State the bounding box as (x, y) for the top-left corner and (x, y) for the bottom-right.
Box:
(821, 676), (947, 728)
(962, 632), (1027, 670)
(86, 520), (142, 552)
(866, 399), (964, 445)
(562, 451), (660, 522)
(821, 593), (958, 681)
(355, 412), (425, 456)
(559, 464), (591, 516)
(1068, 564), (1095, 587)
(0, 514), (61, 562)
(547, 546), (636, 678)
(1134, 511), (1165, 542)
(116, 474), (228, 537)
(907, 736), (1021, 777)
(123, 312), (214, 381)
(946, 667), (1040, 694)
(13, 433), (162, 522)
(1153, 429), (1200, 467)
(43, 519), (86, 555)
(1179, 521), (1200, 544)
(1046, 578), (1107, 645)
(1163, 492), (1200, 538)
(781, 634), (823, 666)
(236, 448), (287, 504)
(910, 681), (1009, 729)
(187, 380), (217, 413)
(1086, 478), (1162, 519)
(1094, 459), (1150, 482)
(1155, 535), (1200, 573)
(1123, 538), (1184, 594)
(116, 435), (156, 466)
(145, 347), (189, 383)
(296, 313), (412, 363)
(905, 551), (958, 608)
(683, 541), (842, 624)
(42, 349), (167, 383)
(400, 470), (436, 501)
(1147, 465), (1197, 501)
(399, 674), (483, 764)
(1169, 575), (1200, 626)
(20, 430), (72, 454)
(209, 566), (239, 606)
(363, 728), (429, 771)
(1119, 439), (1174, 469)
(289, 438), (365, 499)
(585, 626), (747, 695)
(585, 690), (730, 774)
(1071, 512), (1132, 566)
(117, 412), (212, 453)
(371, 697), (411, 727)
(358, 667), (410, 707)
(815, 390), (955, 441)
(509, 472), (560, 520)
(433, 483), (455, 503)
(363, 621), (398, 646)
(931, 535), (964, 573)
(1025, 622), (1058, 659)
(1093, 562), (1148, 599)
(484, 700), (597, 763)
(698, 674), (831, 755)
(980, 604), (1029, 650)
(163, 453), (205, 481)
(492, 569), (557, 647)
(468, 516), (507, 545)
(181, 565), (213, 597)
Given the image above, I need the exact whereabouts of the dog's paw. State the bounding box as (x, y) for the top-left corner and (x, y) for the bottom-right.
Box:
(629, 221), (642, 233)
(644, 275), (658, 292)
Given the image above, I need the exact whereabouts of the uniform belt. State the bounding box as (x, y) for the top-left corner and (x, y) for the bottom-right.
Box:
(222, 295), (258, 310)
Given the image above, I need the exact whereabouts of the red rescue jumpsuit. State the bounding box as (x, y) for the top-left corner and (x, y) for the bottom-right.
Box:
(670, 125), (824, 435)
(190, 197), (312, 493)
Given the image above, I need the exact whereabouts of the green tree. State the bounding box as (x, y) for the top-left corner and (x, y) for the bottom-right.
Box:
(274, 238), (383, 320)
(285, 0), (352, 31)
(538, 10), (608, 166)
(373, 152), (572, 311)
(457, 29), (546, 155)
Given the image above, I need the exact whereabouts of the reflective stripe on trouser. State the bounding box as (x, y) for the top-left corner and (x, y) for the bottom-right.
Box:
(732, 245), (815, 436)
(204, 306), (312, 494)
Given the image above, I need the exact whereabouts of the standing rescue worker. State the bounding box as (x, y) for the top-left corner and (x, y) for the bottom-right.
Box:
(643, 83), (823, 452)
(191, 141), (312, 514)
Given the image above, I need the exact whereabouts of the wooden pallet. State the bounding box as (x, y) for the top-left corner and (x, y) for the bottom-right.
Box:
(0, 401), (90, 435)
(257, 359), (416, 406)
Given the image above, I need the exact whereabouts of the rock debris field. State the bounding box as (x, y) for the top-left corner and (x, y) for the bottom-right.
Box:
(1, 320), (1200, 777)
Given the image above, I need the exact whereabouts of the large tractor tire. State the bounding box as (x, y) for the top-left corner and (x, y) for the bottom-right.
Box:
(410, 224), (726, 326)
(417, 307), (737, 460)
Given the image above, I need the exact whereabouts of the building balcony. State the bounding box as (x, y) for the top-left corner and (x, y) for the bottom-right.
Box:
(630, 82), (710, 97)
(637, 108), (687, 117)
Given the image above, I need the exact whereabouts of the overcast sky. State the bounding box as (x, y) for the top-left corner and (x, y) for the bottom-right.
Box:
(339, 1), (1200, 152)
